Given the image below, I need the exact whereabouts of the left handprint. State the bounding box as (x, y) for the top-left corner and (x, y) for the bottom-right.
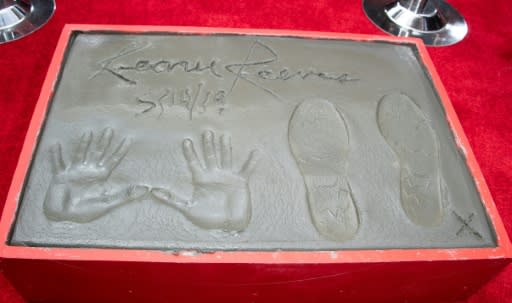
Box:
(43, 128), (148, 223)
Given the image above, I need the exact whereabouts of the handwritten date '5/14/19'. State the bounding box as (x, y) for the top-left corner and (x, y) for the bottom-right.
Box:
(136, 82), (226, 120)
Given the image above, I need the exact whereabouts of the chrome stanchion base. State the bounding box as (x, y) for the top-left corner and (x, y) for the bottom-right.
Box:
(363, 0), (468, 46)
(0, 0), (55, 44)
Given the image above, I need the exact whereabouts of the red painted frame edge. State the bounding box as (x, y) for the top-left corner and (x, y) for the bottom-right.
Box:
(0, 24), (510, 264)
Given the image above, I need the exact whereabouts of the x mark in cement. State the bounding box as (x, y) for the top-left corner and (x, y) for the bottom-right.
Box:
(453, 211), (483, 240)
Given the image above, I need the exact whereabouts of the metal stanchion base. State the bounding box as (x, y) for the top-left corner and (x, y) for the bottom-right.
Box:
(0, 0), (55, 44)
(363, 0), (468, 46)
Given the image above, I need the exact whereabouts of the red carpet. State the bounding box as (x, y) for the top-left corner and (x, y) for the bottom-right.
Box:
(0, 1), (510, 302)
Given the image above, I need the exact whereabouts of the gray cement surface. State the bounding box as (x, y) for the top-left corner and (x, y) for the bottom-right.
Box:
(10, 33), (496, 250)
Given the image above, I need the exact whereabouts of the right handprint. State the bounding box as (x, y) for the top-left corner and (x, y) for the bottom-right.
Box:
(151, 130), (259, 231)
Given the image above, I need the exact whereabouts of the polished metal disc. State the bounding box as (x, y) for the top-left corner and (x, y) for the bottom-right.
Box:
(363, 0), (468, 46)
(0, 0), (55, 44)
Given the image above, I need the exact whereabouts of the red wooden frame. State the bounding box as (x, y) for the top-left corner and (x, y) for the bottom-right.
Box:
(0, 24), (510, 265)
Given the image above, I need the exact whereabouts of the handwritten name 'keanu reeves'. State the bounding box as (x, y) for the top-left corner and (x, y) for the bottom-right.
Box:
(92, 41), (359, 90)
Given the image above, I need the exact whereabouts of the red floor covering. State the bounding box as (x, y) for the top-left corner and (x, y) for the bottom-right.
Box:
(0, 1), (510, 302)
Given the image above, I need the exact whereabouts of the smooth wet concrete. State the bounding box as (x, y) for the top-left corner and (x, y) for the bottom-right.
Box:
(10, 32), (496, 250)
